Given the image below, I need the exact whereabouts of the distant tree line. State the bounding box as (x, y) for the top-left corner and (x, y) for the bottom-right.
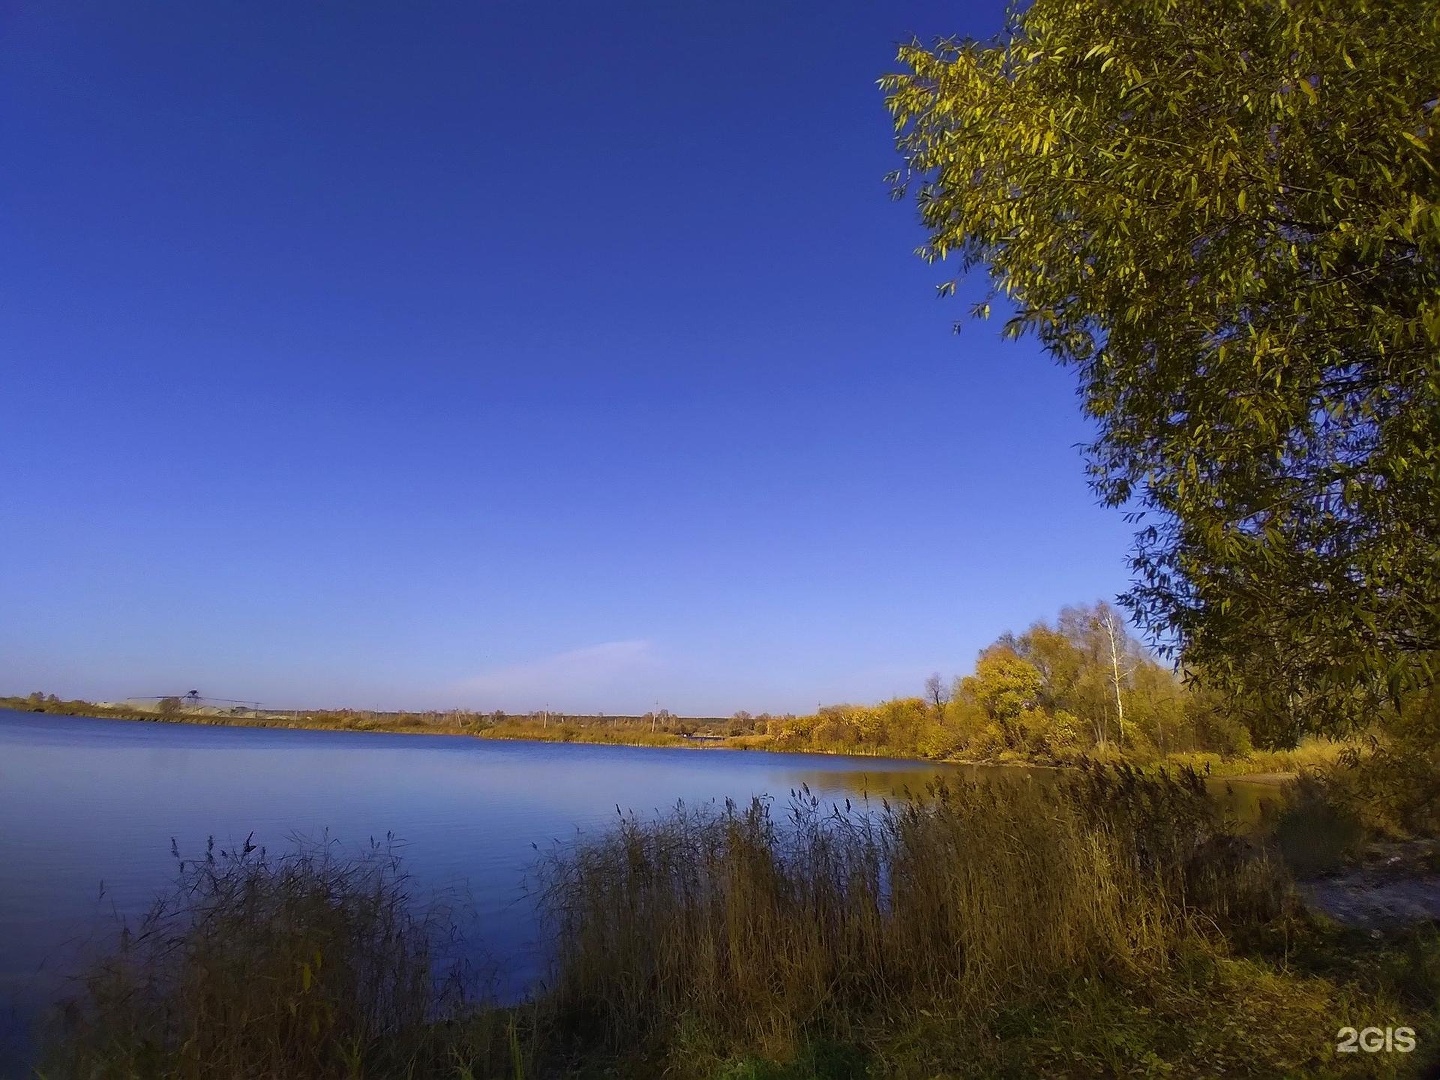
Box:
(0, 607), (1330, 768)
(772, 602), (1268, 763)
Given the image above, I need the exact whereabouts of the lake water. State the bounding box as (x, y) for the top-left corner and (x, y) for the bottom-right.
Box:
(0, 710), (976, 1074)
(0, 709), (1286, 1076)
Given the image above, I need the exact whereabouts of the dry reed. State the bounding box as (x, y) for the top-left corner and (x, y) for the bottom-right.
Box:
(34, 833), (496, 1080)
(46, 766), (1406, 1078)
(533, 764), (1287, 1065)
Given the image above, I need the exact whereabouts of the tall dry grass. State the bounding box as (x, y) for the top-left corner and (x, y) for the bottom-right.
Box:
(38, 765), (1344, 1078)
(34, 834), (503, 1080)
(534, 764), (1288, 1066)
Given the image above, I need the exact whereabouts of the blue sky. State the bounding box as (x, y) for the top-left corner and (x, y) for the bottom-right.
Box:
(1, 2), (1138, 714)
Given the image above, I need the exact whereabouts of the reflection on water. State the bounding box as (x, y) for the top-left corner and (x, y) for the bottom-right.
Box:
(0, 710), (1290, 1073)
(791, 760), (1288, 833)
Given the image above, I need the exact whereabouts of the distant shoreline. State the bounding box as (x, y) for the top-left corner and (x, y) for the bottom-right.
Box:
(0, 702), (951, 765)
(1, 699), (1309, 782)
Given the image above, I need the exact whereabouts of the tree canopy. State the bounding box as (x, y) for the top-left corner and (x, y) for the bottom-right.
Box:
(882, 0), (1439, 734)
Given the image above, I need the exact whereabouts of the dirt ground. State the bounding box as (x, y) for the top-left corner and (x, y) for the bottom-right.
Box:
(1297, 840), (1440, 930)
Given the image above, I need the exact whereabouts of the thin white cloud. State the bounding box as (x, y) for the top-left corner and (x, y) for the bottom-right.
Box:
(452, 640), (657, 710)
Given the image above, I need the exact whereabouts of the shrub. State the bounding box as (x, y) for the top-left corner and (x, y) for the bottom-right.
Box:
(1268, 774), (1367, 877)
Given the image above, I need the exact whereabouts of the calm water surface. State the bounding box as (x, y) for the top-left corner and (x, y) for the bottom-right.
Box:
(0, 710), (970, 1073)
(0, 709), (1285, 1075)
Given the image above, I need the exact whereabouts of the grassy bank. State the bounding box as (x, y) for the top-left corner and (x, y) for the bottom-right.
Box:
(35, 766), (1440, 1078)
(477, 722), (695, 748)
(477, 722), (1355, 786)
(1160, 738), (1352, 779)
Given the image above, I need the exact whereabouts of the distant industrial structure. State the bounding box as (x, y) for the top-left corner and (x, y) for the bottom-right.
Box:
(125, 691), (268, 717)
